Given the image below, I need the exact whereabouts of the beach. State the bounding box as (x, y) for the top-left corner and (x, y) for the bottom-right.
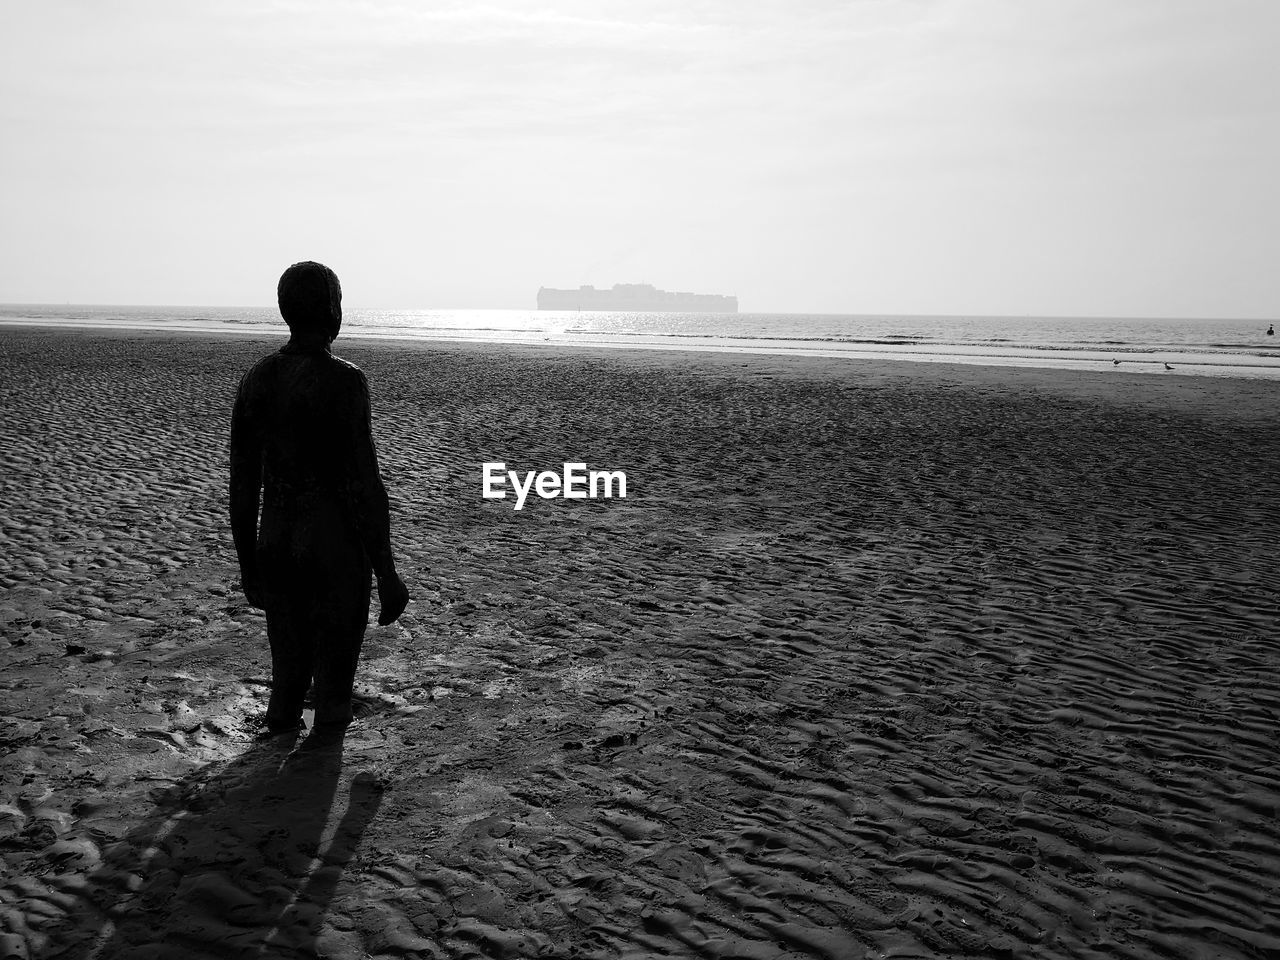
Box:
(2, 325), (1279, 959)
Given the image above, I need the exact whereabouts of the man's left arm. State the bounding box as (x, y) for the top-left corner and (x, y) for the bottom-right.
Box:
(347, 370), (409, 625)
(229, 377), (265, 608)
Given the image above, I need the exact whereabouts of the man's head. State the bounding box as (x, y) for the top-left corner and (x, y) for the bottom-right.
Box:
(278, 261), (342, 343)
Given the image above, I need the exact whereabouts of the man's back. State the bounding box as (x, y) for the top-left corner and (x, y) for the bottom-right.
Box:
(238, 348), (368, 502)
(233, 347), (375, 586)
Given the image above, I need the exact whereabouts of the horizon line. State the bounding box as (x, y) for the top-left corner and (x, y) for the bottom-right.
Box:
(1, 300), (1278, 323)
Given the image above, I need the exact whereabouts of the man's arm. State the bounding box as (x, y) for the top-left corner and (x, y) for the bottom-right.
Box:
(348, 371), (409, 625)
(229, 377), (265, 608)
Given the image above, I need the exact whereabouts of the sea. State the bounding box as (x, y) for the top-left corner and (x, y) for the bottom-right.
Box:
(3, 303), (1278, 380)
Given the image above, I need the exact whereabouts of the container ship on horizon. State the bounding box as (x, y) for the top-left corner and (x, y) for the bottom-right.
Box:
(537, 283), (738, 313)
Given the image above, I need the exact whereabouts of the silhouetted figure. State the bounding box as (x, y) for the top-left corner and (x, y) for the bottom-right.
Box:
(231, 261), (409, 733)
(1268, 324), (1274, 336)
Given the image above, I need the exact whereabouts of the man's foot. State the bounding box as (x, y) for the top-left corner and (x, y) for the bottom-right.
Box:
(308, 721), (351, 747)
(256, 714), (306, 738)
(314, 700), (355, 729)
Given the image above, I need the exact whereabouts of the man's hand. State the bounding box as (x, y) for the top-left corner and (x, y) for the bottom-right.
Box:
(242, 573), (266, 611)
(376, 572), (410, 626)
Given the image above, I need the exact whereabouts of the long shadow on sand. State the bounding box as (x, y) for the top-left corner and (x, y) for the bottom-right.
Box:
(48, 729), (382, 959)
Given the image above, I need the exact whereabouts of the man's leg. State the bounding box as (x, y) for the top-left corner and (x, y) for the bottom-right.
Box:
(312, 566), (372, 728)
(264, 590), (316, 732)
(261, 568), (322, 732)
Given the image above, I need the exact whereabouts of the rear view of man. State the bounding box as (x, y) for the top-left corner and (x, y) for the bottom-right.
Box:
(230, 261), (409, 733)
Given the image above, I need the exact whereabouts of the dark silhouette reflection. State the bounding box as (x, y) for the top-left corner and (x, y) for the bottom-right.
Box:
(49, 731), (382, 959)
(231, 261), (409, 734)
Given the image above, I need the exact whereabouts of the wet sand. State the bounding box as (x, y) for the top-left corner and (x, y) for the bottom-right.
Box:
(2, 325), (1279, 959)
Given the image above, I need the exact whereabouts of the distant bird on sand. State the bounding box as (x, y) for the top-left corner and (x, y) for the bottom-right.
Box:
(1112, 359), (1121, 366)
(1164, 363), (1174, 370)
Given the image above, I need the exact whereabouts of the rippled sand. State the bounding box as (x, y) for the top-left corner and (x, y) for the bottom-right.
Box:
(2, 326), (1279, 959)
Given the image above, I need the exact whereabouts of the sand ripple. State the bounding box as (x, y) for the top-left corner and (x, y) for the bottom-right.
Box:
(2, 330), (1279, 959)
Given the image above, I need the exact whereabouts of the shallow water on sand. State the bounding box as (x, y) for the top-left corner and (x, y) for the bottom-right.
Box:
(4, 304), (1279, 379)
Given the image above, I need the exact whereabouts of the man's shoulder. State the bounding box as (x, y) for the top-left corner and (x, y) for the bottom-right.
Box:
(241, 349), (364, 375)
(326, 353), (367, 379)
(237, 352), (281, 389)
(324, 354), (371, 395)
(237, 349), (368, 400)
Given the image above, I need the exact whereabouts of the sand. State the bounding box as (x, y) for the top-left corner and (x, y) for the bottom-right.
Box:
(1, 325), (1279, 960)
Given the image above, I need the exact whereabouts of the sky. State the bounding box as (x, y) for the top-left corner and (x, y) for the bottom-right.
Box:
(1, 0), (1278, 317)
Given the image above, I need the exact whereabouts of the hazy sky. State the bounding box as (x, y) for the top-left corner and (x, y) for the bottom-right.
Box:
(2, 1), (1277, 316)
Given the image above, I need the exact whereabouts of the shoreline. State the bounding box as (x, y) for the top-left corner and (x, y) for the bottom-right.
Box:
(4, 316), (1279, 381)
(2, 326), (1279, 958)
(4, 321), (1280, 419)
